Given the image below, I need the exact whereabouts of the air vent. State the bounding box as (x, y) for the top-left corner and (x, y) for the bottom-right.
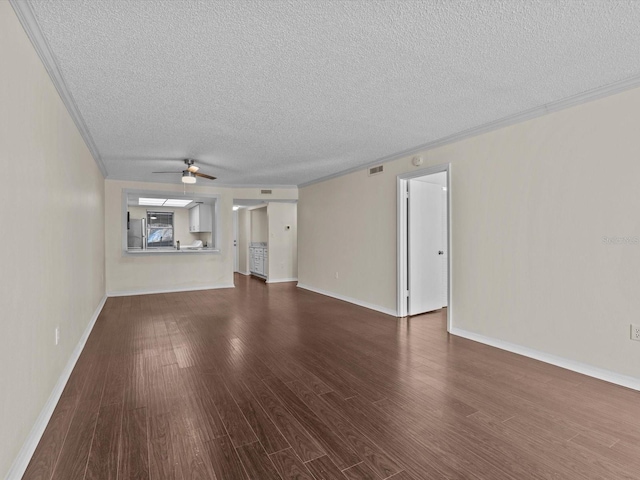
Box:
(369, 165), (384, 176)
(261, 189), (273, 194)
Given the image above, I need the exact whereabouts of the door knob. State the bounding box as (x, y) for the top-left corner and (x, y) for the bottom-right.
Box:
(438, 251), (444, 255)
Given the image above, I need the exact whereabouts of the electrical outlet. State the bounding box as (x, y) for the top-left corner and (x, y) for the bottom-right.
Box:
(631, 324), (640, 341)
(55, 327), (60, 346)
(335, 272), (339, 279)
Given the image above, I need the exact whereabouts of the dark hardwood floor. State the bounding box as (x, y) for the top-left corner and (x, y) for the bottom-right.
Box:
(23, 274), (640, 479)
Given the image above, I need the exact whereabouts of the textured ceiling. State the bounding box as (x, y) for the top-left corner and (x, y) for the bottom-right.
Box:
(26, 0), (640, 186)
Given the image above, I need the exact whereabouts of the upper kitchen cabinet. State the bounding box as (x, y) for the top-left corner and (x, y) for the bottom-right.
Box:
(189, 203), (212, 232)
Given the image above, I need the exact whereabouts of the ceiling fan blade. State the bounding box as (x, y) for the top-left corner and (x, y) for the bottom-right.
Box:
(187, 165), (199, 173)
(152, 171), (182, 173)
(195, 172), (216, 180)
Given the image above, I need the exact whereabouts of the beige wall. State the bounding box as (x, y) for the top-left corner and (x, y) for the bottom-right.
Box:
(237, 208), (251, 273)
(106, 180), (233, 294)
(299, 85), (640, 380)
(0, 3), (106, 476)
(267, 203), (298, 282)
(232, 188), (298, 203)
(106, 182), (298, 293)
(251, 206), (268, 243)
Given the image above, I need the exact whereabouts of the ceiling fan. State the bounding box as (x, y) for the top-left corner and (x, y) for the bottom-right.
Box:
(153, 159), (216, 184)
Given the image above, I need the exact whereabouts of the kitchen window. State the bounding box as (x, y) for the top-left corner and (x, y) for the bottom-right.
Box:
(122, 188), (221, 255)
(146, 211), (174, 247)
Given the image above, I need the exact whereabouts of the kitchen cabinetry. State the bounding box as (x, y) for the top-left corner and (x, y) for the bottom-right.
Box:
(249, 244), (268, 277)
(189, 204), (212, 233)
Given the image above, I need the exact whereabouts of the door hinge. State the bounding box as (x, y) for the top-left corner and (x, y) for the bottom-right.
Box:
(405, 290), (410, 297)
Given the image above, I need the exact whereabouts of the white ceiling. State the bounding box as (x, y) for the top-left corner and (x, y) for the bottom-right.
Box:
(24, 0), (640, 186)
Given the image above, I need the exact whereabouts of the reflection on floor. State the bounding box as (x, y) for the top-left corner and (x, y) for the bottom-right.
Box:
(24, 274), (640, 479)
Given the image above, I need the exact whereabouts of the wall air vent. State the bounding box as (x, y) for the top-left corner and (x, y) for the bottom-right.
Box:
(261, 189), (273, 194)
(369, 165), (384, 176)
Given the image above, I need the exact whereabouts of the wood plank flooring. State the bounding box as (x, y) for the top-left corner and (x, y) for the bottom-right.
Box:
(23, 274), (640, 479)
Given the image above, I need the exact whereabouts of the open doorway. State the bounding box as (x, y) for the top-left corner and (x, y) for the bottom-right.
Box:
(232, 200), (267, 279)
(233, 199), (298, 284)
(397, 164), (451, 331)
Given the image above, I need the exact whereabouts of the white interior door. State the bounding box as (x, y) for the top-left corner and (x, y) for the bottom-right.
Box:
(408, 180), (444, 315)
(233, 210), (239, 272)
(440, 189), (448, 308)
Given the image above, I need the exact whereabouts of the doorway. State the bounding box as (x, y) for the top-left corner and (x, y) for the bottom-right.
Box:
(233, 209), (239, 272)
(233, 199), (298, 284)
(397, 164), (451, 331)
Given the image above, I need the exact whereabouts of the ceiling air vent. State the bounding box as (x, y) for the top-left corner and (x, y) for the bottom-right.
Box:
(261, 189), (272, 194)
(369, 165), (384, 176)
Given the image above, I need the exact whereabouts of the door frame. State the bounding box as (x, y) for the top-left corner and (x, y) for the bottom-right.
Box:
(397, 163), (452, 332)
(233, 209), (239, 272)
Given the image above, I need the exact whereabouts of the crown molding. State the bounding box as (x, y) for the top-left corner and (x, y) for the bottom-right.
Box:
(227, 184), (299, 189)
(10, 0), (108, 177)
(298, 73), (640, 188)
(105, 176), (299, 190)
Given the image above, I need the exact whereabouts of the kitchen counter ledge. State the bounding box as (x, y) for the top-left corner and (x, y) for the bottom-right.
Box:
(125, 248), (220, 256)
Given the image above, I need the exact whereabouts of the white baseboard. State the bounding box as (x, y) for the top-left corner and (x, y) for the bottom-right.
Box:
(107, 283), (235, 297)
(266, 277), (299, 284)
(236, 271), (251, 276)
(296, 283), (398, 317)
(450, 327), (640, 392)
(6, 295), (108, 480)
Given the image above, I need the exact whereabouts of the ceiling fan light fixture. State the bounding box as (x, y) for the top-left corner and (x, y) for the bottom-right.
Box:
(182, 171), (197, 184)
(184, 158), (199, 173)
